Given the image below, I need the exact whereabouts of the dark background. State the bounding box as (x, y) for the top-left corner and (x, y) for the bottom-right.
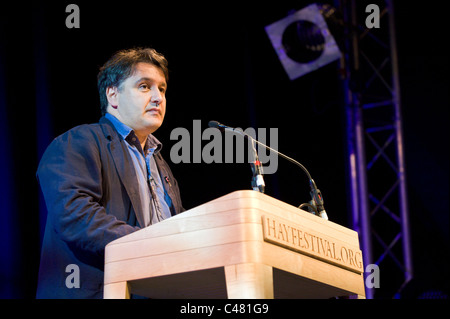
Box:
(0, 0), (448, 299)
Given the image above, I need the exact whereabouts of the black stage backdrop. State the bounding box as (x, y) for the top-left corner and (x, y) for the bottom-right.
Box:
(0, 0), (448, 299)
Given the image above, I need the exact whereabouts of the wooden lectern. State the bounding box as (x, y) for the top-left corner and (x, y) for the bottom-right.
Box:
(104, 190), (365, 299)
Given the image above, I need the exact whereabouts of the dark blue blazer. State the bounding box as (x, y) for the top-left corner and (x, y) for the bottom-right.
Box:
(36, 116), (184, 299)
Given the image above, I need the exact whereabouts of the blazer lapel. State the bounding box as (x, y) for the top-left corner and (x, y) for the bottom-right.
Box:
(100, 117), (146, 228)
(154, 153), (182, 216)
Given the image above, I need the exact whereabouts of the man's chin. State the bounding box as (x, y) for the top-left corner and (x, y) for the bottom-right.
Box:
(143, 119), (163, 134)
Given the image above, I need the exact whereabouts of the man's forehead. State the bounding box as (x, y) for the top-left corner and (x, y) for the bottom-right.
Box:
(129, 62), (166, 83)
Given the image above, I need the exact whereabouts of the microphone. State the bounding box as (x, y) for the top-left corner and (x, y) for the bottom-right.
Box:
(208, 121), (265, 193)
(208, 120), (236, 132)
(208, 120), (329, 220)
(249, 142), (265, 193)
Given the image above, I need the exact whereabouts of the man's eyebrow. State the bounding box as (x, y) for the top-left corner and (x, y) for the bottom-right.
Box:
(134, 77), (167, 87)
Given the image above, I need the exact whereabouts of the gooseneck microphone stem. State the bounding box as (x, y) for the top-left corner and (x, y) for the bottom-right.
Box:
(251, 138), (312, 181)
(247, 133), (328, 220)
(208, 120), (328, 220)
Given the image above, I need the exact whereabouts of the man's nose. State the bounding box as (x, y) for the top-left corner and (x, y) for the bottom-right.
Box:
(151, 87), (163, 105)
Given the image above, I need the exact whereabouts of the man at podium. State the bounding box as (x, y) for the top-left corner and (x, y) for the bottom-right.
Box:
(36, 47), (184, 298)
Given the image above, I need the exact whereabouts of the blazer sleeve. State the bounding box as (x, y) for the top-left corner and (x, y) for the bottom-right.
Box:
(37, 126), (139, 259)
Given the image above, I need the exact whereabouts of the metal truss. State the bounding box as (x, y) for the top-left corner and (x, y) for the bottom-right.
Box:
(336, 0), (413, 298)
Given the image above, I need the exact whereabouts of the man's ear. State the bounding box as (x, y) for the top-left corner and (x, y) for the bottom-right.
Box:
(106, 86), (119, 109)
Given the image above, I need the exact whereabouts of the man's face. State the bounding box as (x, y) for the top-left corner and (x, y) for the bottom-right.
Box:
(108, 62), (167, 139)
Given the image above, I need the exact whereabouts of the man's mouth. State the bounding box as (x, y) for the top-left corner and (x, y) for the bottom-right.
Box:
(145, 108), (161, 115)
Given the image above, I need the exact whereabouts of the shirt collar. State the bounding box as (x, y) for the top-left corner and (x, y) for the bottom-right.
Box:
(105, 113), (162, 154)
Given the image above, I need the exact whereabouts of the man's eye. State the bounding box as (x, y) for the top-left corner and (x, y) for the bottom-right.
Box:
(139, 84), (149, 90)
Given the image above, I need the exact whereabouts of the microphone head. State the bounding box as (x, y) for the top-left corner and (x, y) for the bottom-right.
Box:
(208, 120), (221, 128)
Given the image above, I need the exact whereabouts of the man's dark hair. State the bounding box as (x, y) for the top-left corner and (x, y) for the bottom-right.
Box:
(97, 47), (169, 116)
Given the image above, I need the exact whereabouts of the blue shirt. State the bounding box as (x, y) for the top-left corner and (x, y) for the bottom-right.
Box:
(105, 113), (172, 226)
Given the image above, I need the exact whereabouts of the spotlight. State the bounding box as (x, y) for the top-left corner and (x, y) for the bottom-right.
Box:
(265, 3), (342, 80)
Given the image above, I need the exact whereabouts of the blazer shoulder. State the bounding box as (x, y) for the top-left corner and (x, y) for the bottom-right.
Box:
(39, 121), (116, 165)
(52, 119), (117, 144)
